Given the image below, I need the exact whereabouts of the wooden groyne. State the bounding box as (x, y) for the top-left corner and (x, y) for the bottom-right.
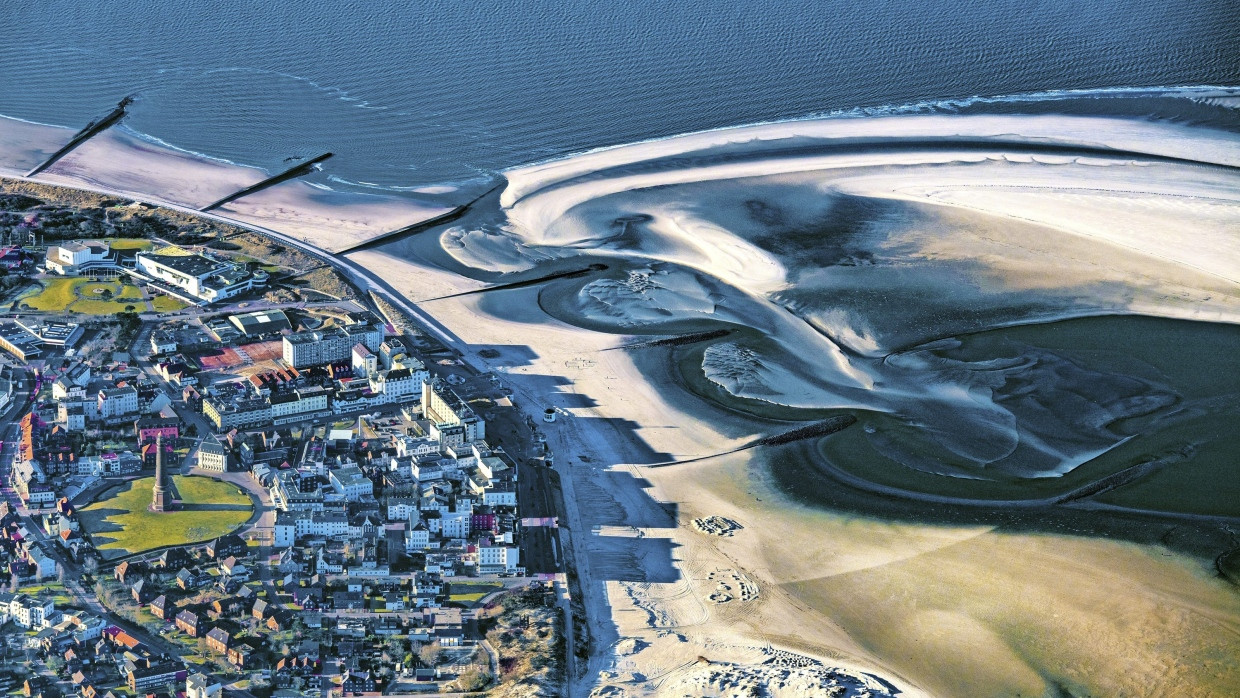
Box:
(607, 328), (734, 351)
(421, 263), (609, 302)
(199, 152), (333, 211)
(26, 95), (135, 177)
(335, 183), (504, 255)
(646, 414), (857, 467)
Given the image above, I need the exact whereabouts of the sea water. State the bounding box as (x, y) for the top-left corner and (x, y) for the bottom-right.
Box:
(1, 0), (1237, 193)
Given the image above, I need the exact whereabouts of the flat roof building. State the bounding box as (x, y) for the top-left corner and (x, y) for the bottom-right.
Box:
(0, 323), (43, 361)
(229, 310), (292, 337)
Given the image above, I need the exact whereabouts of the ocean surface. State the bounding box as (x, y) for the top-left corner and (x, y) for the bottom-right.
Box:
(2, 0), (1238, 196)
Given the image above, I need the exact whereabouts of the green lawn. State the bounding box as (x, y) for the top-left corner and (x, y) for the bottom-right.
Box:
(106, 238), (155, 251)
(80, 475), (253, 556)
(19, 277), (148, 315)
(17, 583), (72, 606)
(448, 582), (504, 605)
(19, 277), (82, 311)
(152, 295), (189, 312)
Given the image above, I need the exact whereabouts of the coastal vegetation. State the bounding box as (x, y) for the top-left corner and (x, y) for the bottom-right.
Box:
(478, 585), (564, 697)
(80, 475), (252, 556)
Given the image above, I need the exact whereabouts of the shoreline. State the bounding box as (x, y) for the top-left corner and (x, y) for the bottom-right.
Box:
(5, 104), (1240, 695)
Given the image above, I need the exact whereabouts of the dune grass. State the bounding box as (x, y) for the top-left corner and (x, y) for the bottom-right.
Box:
(80, 475), (252, 556)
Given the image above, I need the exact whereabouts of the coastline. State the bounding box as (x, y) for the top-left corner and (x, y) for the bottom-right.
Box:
(5, 104), (1240, 695)
(0, 114), (457, 254)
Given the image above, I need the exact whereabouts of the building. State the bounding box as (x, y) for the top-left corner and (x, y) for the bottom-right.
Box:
(175, 609), (201, 636)
(186, 674), (221, 698)
(98, 386), (139, 421)
(0, 323), (44, 361)
(127, 662), (183, 692)
(369, 364), (427, 401)
(16, 319), (83, 348)
(135, 248), (267, 305)
(378, 338), (407, 369)
(197, 433), (228, 472)
(229, 309), (291, 337)
(351, 344), (377, 378)
(9, 594), (56, 628)
(270, 387), (330, 422)
(136, 416), (180, 444)
(282, 323), (382, 369)
(205, 627), (230, 654)
(203, 395), (272, 431)
(150, 329), (177, 355)
(44, 240), (112, 274)
(422, 381), (485, 444)
(328, 465), (373, 500)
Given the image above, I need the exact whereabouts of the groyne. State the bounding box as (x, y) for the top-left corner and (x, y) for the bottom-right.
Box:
(26, 95), (135, 177)
(199, 152), (333, 211)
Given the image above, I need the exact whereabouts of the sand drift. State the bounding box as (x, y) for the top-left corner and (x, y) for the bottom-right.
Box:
(439, 113), (1240, 483)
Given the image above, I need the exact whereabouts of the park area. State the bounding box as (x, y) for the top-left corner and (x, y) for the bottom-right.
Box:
(16, 276), (188, 314)
(80, 475), (253, 557)
(15, 277), (185, 315)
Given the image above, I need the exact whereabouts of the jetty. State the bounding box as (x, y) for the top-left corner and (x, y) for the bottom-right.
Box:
(199, 152), (333, 212)
(26, 95), (135, 177)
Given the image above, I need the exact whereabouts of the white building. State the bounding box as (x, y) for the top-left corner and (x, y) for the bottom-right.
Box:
(9, 594), (56, 628)
(98, 386), (139, 420)
(483, 486), (518, 507)
(186, 674), (222, 698)
(273, 512), (297, 548)
(26, 546), (58, 580)
(282, 323), (382, 369)
(150, 329), (178, 355)
(301, 511), (348, 538)
(477, 545), (520, 574)
(404, 523), (431, 552)
(396, 435), (439, 459)
(197, 433), (229, 472)
(439, 511), (471, 540)
(369, 365), (425, 401)
(352, 344), (377, 378)
(270, 387), (330, 421)
(45, 240), (112, 274)
(135, 249), (267, 305)
(328, 465), (373, 500)
(422, 381), (485, 444)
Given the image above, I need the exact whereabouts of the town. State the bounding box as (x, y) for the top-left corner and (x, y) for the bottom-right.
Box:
(0, 186), (565, 698)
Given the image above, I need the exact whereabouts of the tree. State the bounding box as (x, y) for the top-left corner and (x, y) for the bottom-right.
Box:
(83, 556), (99, 576)
(419, 641), (442, 667)
(455, 665), (491, 692)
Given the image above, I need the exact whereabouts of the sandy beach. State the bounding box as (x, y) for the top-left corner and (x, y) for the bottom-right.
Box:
(0, 115), (455, 252)
(4, 105), (1239, 695)
(354, 111), (1240, 695)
